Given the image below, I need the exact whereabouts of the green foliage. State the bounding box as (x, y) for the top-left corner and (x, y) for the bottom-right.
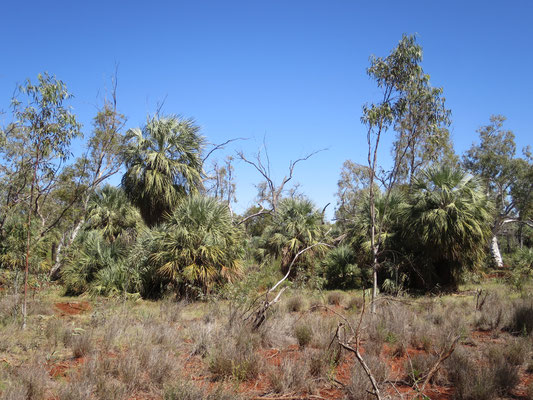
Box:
(506, 248), (533, 290)
(242, 205), (273, 238)
(122, 115), (204, 227)
(85, 185), (143, 242)
(260, 198), (328, 278)
(150, 196), (243, 296)
(463, 115), (517, 200)
(62, 231), (141, 296)
(322, 245), (369, 290)
(402, 165), (493, 288)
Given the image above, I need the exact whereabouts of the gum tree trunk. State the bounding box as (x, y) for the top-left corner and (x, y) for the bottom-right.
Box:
(490, 235), (504, 268)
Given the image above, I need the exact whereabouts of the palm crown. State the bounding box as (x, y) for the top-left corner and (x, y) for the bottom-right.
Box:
(122, 115), (204, 226)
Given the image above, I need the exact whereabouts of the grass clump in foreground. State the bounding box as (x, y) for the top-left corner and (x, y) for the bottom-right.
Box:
(1, 282), (533, 399)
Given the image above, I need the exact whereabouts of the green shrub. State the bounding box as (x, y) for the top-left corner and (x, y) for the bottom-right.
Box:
(322, 246), (367, 290)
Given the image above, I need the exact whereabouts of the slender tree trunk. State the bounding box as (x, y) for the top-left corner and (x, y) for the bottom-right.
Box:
(518, 217), (524, 249)
(49, 219), (83, 280)
(368, 125), (381, 314)
(490, 235), (504, 268)
(23, 152), (39, 330)
(371, 245), (378, 313)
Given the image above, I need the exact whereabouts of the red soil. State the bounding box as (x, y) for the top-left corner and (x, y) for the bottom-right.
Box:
(48, 356), (86, 379)
(54, 301), (91, 316)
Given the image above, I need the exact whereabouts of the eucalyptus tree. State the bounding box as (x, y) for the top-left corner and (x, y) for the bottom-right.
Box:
(46, 78), (126, 279)
(393, 70), (456, 185)
(361, 34), (424, 311)
(403, 166), (493, 289)
(335, 160), (372, 233)
(463, 115), (532, 266)
(122, 115), (204, 226)
(9, 73), (81, 328)
(205, 155), (237, 216)
(512, 153), (533, 248)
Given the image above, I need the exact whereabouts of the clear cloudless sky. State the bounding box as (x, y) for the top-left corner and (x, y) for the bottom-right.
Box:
(1, 1), (532, 219)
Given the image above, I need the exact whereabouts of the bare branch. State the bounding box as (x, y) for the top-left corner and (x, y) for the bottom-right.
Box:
(203, 137), (248, 163)
(238, 145), (326, 211)
(236, 205), (271, 226)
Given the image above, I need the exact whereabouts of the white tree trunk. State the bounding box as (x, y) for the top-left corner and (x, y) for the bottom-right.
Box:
(49, 219), (83, 280)
(490, 235), (504, 268)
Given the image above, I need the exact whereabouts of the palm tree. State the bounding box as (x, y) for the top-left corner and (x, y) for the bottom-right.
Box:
(150, 196), (243, 297)
(261, 198), (328, 277)
(122, 115), (204, 226)
(403, 166), (493, 288)
(322, 245), (369, 290)
(62, 231), (128, 295)
(85, 185), (142, 242)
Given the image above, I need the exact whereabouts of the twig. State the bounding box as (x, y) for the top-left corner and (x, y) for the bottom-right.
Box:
(419, 335), (460, 393)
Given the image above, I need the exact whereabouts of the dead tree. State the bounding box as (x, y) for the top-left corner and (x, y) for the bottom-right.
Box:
(245, 242), (330, 330)
(236, 140), (325, 213)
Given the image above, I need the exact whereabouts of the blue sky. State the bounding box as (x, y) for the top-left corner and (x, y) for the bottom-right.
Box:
(1, 1), (532, 219)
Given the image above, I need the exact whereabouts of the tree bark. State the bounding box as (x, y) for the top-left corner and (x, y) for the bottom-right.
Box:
(49, 218), (83, 280)
(490, 235), (504, 268)
(23, 150), (39, 330)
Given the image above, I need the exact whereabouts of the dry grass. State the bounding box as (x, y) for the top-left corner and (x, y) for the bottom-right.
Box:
(2, 281), (533, 400)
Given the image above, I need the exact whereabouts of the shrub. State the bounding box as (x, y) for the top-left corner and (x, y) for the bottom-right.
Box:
(44, 317), (66, 348)
(267, 358), (314, 394)
(322, 246), (367, 290)
(57, 381), (95, 400)
(11, 363), (51, 400)
(446, 346), (520, 400)
(137, 345), (174, 384)
(208, 328), (261, 381)
(405, 353), (437, 385)
(446, 350), (495, 400)
(293, 324), (313, 347)
(71, 332), (94, 358)
(286, 296), (304, 312)
(500, 338), (529, 366)
(0, 384), (28, 400)
(308, 350), (327, 378)
(527, 382), (533, 400)
(507, 302), (533, 335)
(116, 353), (142, 391)
(490, 352), (520, 395)
(94, 378), (127, 400)
(164, 381), (237, 400)
(345, 355), (388, 400)
(474, 291), (506, 332)
(346, 296), (362, 312)
(327, 291), (344, 306)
